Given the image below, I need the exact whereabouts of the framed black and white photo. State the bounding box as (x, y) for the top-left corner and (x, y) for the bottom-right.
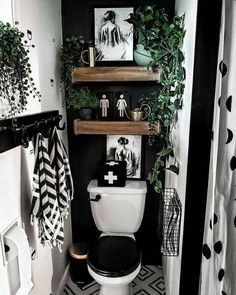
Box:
(94, 7), (134, 61)
(106, 135), (142, 179)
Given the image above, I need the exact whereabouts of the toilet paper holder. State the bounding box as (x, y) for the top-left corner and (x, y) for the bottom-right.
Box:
(0, 220), (32, 295)
(1, 220), (36, 265)
(0, 220), (19, 266)
(4, 244), (10, 253)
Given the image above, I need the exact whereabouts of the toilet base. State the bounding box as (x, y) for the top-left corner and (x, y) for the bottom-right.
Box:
(99, 283), (132, 295)
(88, 264), (141, 295)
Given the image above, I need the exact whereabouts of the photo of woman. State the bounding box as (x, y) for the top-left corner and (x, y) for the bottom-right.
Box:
(107, 135), (142, 178)
(94, 7), (133, 61)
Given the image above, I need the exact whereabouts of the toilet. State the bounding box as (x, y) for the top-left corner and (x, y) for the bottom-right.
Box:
(87, 179), (147, 295)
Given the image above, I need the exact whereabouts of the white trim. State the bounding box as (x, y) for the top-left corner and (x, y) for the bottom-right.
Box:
(55, 264), (70, 295)
(11, 0), (16, 24)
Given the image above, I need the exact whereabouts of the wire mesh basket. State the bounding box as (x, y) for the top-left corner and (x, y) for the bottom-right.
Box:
(160, 188), (182, 256)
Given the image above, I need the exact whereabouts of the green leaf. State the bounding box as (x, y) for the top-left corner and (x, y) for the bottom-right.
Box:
(124, 7), (185, 194)
(174, 99), (181, 108)
(157, 148), (173, 157)
(147, 171), (155, 184)
(154, 180), (162, 193)
(165, 165), (179, 174)
(178, 49), (184, 62)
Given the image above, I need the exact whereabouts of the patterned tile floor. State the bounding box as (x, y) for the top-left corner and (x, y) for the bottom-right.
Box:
(63, 265), (165, 295)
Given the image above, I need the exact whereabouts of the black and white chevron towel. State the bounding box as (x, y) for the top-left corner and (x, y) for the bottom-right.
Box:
(49, 127), (74, 216)
(30, 128), (73, 251)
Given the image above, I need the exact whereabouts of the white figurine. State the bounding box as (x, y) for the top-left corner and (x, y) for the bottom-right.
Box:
(116, 94), (127, 117)
(100, 94), (109, 117)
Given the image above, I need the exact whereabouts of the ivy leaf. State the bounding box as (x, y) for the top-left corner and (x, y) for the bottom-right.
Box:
(174, 99), (181, 108)
(164, 119), (169, 126)
(127, 6), (185, 194)
(154, 180), (162, 193)
(168, 104), (176, 111)
(178, 49), (184, 62)
(157, 148), (173, 157)
(147, 171), (155, 184)
(175, 83), (184, 95)
(152, 102), (160, 112)
(124, 17), (134, 25)
(165, 164), (179, 175)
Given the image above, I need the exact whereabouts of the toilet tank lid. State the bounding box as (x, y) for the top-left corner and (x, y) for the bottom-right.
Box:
(87, 179), (147, 194)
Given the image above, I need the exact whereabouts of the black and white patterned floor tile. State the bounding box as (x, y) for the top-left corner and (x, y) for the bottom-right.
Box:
(63, 265), (165, 295)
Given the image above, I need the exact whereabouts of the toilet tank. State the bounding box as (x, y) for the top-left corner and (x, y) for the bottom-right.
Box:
(87, 180), (147, 233)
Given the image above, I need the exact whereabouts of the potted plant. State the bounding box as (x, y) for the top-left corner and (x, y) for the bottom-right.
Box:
(69, 87), (99, 120)
(125, 6), (168, 67)
(133, 6), (185, 194)
(60, 36), (88, 107)
(0, 21), (41, 118)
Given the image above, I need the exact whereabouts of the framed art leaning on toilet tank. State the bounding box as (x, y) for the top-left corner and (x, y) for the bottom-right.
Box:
(106, 135), (142, 179)
(94, 7), (134, 61)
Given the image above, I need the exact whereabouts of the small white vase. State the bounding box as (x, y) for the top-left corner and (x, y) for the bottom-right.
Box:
(134, 44), (153, 67)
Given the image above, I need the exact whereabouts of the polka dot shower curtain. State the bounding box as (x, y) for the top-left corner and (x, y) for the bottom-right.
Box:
(199, 1), (236, 294)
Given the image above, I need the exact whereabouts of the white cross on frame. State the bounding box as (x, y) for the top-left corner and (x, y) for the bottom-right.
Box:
(104, 171), (118, 184)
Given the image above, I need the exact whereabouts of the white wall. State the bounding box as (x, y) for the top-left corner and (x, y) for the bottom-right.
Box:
(163, 1), (198, 295)
(0, 0), (71, 294)
(0, 3), (19, 293)
(0, 148), (21, 295)
(0, 0), (13, 23)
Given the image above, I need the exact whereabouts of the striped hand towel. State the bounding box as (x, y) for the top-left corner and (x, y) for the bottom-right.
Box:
(30, 133), (64, 251)
(48, 127), (74, 218)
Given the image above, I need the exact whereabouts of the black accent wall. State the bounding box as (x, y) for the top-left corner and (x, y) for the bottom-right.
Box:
(180, 0), (222, 294)
(62, 0), (174, 41)
(62, 0), (175, 265)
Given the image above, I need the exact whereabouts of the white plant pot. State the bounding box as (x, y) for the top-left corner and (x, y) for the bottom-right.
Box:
(134, 44), (153, 67)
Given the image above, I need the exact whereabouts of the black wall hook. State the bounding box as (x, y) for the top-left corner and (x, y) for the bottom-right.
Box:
(56, 115), (66, 130)
(0, 111), (64, 153)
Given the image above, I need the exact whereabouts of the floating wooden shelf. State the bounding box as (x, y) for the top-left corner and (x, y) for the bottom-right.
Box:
(72, 67), (159, 83)
(73, 120), (160, 135)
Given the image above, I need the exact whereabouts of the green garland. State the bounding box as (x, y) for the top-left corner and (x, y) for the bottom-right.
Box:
(0, 22), (41, 118)
(60, 36), (85, 107)
(127, 6), (186, 193)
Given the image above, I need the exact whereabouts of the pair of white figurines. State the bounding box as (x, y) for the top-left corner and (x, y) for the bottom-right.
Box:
(100, 94), (127, 118)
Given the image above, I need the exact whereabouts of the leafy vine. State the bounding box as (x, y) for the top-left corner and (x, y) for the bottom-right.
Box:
(127, 6), (186, 193)
(0, 22), (41, 118)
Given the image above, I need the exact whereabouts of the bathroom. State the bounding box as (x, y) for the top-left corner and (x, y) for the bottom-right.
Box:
(0, 0), (234, 294)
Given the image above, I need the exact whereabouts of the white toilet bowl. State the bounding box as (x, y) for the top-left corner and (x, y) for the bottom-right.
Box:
(87, 180), (147, 295)
(88, 263), (141, 295)
(87, 235), (141, 295)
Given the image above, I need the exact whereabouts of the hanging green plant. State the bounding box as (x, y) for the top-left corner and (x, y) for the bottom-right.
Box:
(0, 21), (41, 118)
(60, 36), (86, 107)
(127, 6), (185, 193)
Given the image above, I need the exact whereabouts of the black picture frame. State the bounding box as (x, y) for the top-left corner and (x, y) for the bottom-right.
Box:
(106, 135), (142, 179)
(94, 7), (134, 62)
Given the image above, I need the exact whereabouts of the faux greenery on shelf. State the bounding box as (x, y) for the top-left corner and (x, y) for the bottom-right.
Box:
(0, 21), (41, 118)
(68, 87), (98, 110)
(126, 6), (170, 49)
(60, 36), (86, 107)
(127, 6), (186, 193)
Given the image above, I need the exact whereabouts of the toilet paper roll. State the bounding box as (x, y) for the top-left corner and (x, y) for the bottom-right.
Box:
(4, 237), (18, 262)
(4, 224), (33, 295)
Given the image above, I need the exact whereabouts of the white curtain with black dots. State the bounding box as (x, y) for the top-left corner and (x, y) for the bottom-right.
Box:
(199, 1), (236, 294)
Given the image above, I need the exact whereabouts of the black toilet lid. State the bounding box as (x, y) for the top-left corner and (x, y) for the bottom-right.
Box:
(88, 236), (141, 277)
